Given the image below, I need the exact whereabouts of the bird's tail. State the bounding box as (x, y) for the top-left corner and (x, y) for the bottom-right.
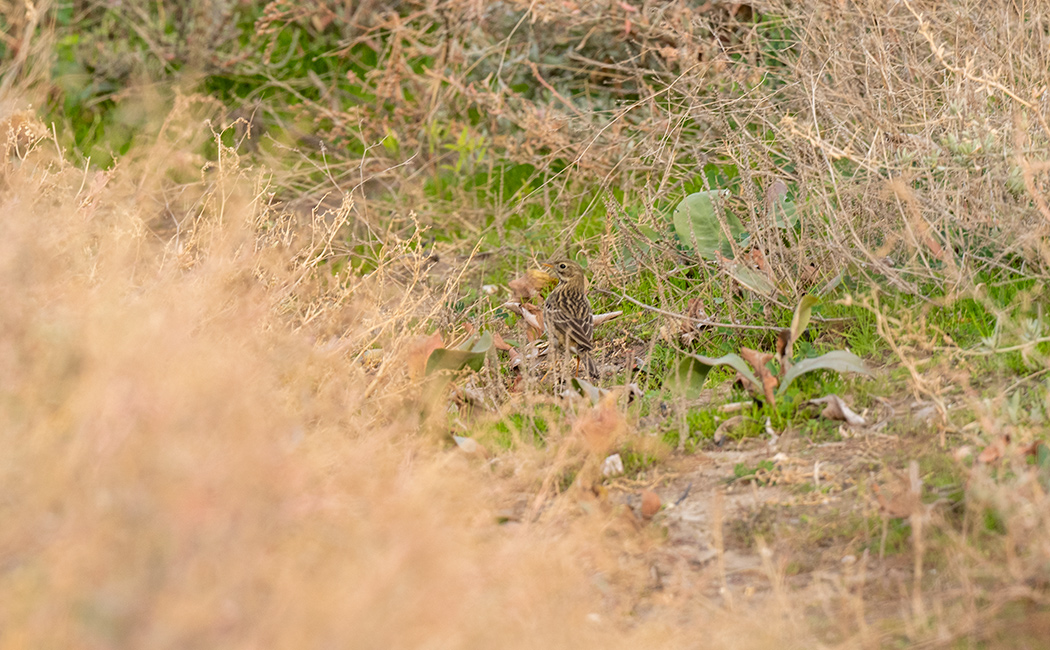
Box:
(581, 353), (599, 379)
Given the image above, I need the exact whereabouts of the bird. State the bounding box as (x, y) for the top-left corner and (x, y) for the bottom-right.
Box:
(542, 258), (599, 379)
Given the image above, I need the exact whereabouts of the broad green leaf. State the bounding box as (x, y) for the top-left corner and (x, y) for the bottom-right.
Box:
(672, 190), (747, 260)
(789, 295), (820, 344)
(771, 197), (798, 229)
(726, 264), (777, 298)
(777, 350), (871, 396)
(426, 332), (493, 375)
(781, 295), (819, 374)
(817, 272), (843, 296)
(571, 377), (607, 405)
(1037, 442), (1050, 469)
(638, 224), (662, 241)
(666, 356), (714, 399)
(686, 353), (762, 392)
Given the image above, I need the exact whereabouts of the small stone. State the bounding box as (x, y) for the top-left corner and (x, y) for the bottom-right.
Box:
(640, 490), (661, 519)
(601, 453), (624, 477)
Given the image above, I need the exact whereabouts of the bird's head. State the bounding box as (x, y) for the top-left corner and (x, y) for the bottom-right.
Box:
(542, 258), (586, 285)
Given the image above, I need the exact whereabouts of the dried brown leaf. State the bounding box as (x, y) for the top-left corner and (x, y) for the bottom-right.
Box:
(508, 268), (556, 301)
(764, 179), (788, 214)
(740, 347), (778, 405)
(592, 310), (623, 327)
(490, 331), (512, 351)
(490, 331), (524, 369)
(522, 303), (545, 340)
(977, 441), (1004, 464)
(775, 328), (791, 377)
(713, 415), (745, 445)
(810, 394), (866, 427)
(1021, 440), (1046, 458)
(406, 332), (443, 379)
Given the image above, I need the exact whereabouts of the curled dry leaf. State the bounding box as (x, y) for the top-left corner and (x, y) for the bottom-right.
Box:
(640, 490), (661, 520)
(745, 248), (773, 281)
(592, 310), (623, 327)
(522, 303), (545, 340)
(713, 415), (746, 445)
(764, 179), (788, 214)
(775, 328), (791, 374)
(490, 331), (524, 369)
(977, 438), (1006, 464)
(681, 297), (710, 340)
(740, 347), (778, 405)
(1021, 439), (1048, 459)
(800, 263), (820, 288)
(406, 331), (444, 378)
(685, 297), (707, 322)
(502, 301), (545, 338)
(809, 394), (866, 427)
(872, 483), (915, 518)
(508, 268), (557, 301)
(658, 45), (680, 62)
(489, 331), (512, 351)
(734, 371), (763, 400)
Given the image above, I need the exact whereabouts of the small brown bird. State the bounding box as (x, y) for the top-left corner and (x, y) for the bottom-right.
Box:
(542, 258), (598, 378)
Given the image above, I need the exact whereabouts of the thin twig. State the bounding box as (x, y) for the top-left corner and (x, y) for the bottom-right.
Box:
(942, 336), (1050, 357)
(597, 289), (783, 332)
(1003, 367), (1050, 395)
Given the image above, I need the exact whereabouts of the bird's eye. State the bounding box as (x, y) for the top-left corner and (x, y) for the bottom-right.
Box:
(559, 263), (567, 269)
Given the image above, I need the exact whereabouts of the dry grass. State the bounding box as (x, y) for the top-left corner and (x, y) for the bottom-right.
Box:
(0, 103), (825, 650)
(2, 0), (1050, 648)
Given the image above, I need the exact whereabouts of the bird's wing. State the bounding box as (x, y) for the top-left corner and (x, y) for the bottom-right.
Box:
(545, 290), (594, 352)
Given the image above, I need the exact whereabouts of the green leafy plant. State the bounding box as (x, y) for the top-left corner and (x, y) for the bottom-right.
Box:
(426, 332), (493, 375)
(672, 190), (746, 260)
(668, 295), (871, 406)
